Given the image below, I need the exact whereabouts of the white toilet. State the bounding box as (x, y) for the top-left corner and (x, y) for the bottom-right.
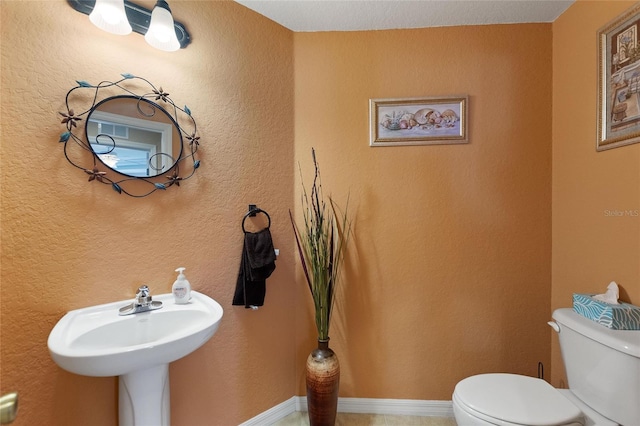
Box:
(452, 308), (640, 426)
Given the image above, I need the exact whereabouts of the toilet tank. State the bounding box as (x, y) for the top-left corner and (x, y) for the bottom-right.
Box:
(553, 308), (640, 426)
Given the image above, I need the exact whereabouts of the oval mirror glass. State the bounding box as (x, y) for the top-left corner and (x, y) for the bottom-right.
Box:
(86, 95), (183, 178)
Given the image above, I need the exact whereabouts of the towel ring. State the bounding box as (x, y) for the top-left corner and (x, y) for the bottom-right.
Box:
(242, 207), (271, 233)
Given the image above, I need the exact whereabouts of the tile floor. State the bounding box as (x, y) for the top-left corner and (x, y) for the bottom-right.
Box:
(272, 412), (457, 426)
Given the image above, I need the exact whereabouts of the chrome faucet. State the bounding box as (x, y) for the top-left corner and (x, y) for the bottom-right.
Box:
(119, 285), (163, 316)
(136, 285), (151, 306)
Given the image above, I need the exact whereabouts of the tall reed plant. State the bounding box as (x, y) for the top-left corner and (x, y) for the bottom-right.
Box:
(290, 149), (351, 341)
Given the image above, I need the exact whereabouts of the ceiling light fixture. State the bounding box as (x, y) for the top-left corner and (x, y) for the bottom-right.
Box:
(68, 0), (191, 51)
(145, 1), (180, 52)
(89, 0), (132, 35)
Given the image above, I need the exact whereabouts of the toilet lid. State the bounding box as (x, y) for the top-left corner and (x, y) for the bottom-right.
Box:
(454, 374), (584, 426)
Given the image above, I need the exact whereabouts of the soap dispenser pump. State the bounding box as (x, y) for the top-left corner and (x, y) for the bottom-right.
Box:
(172, 267), (191, 304)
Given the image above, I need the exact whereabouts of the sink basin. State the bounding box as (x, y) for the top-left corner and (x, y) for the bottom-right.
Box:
(48, 291), (223, 377)
(48, 291), (223, 426)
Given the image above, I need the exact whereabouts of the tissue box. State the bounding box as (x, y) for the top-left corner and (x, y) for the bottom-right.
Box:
(573, 293), (640, 330)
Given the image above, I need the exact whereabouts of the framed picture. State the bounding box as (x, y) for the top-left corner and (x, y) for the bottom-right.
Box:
(597, 4), (640, 151)
(369, 96), (468, 147)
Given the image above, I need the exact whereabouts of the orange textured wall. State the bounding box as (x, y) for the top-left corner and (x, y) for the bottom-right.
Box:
(293, 24), (552, 399)
(1, 1), (294, 425)
(551, 0), (640, 387)
(9, 0), (624, 421)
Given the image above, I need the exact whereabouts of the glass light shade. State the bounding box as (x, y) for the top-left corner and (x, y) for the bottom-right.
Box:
(89, 0), (132, 35)
(144, 1), (180, 52)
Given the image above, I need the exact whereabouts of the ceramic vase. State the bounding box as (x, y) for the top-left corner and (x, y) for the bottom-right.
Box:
(306, 339), (340, 426)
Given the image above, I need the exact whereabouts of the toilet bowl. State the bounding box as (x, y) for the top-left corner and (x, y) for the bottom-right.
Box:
(452, 373), (616, 426)
(452, 309), (640, 426)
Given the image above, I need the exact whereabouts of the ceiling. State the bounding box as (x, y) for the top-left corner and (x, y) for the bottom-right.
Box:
(234, 0), (575, 32)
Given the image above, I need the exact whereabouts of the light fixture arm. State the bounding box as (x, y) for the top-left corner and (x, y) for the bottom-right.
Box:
(67, 0), (191, 49)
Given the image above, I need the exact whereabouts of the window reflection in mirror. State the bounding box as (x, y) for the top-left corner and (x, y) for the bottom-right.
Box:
(86, 96), (182, 178)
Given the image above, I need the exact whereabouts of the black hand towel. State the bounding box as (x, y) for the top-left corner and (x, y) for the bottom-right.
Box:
(245, 228), (276, 280)
(232, 228), (276, 308)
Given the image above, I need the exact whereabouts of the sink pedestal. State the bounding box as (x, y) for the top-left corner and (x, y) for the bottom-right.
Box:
(119, 364), (170, 426)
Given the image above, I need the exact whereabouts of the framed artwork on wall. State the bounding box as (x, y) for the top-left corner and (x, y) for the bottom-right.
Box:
(369, 96), (468, 147)
(597, 3), (640, 151)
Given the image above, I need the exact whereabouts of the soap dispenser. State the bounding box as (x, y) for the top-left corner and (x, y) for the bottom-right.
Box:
(172, 267), (191, 304)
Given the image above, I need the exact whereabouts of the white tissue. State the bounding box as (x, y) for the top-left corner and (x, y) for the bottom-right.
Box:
(592, 281), (620, 305)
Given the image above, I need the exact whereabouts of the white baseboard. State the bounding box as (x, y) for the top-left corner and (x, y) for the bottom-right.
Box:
(239, 397), (298, 426)
(340, 398), (453, 417)
(240, 397), (453, 425)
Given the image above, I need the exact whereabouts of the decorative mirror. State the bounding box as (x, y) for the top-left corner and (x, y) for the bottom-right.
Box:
(59, 74), (200, 197)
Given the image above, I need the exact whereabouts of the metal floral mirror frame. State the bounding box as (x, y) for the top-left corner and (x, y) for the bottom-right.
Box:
(59, 74), (200, 197)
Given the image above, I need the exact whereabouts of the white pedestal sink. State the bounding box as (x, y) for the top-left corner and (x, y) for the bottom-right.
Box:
(48, 291), (223, 426)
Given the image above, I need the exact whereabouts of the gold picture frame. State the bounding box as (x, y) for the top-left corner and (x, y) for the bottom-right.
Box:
(369, 96), (468, 147)
(597, 3), (640, 151)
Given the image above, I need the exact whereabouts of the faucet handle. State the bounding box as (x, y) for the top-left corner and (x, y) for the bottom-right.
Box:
(135, 285), (151, 305)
